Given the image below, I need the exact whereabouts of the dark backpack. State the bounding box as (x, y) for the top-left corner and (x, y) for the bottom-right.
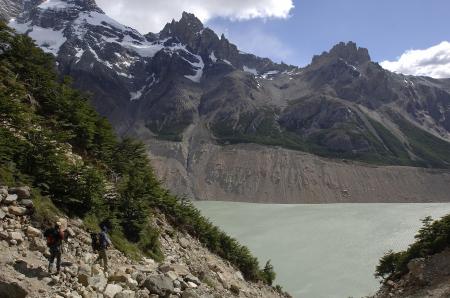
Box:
(44, 228), (63, 247)
(90, 232), (100, 251)
(99, 232), (109, 249)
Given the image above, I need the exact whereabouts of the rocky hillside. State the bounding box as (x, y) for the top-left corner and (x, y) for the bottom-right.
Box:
(5, 0), (450, 203)
(372, 215), (450, 298)
(0, 185), (287, 298)
(373, 249), (450, 298)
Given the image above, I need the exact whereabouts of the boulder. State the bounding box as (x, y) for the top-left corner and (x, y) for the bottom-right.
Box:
(88, 275), (108, 292)
(66, 227), (76, 237)
(9, 231), (24, 243)
(133, 272), (146, 286)
(0, 187), (7, 200)
(26, 226), (42, 238)
(187, 281), (197, 288)
(103, 284), (123, 298)
(9, 187), (31, 199)
(135, 289), (150, 298)
(91, 264), (103, 275)
(108, 270), (128, 283)
(159, 263), (189, 276)
(178, 237), (190, 249)
(165, 271), (178, 281)
(19, 199), (33, 208)
(181, 289), (200, 298)
(0, 280), (28, 298)
(230, 283), (240, 295)
(184, 274), (200, 285)
(0, 209), (6, 220)
(0, 230), (9, 240)
(29, 237), (47, 253)
(4, 194), (18, 205)
(143, 275), (174, 296)
(8, 206), (27, 216)
(115, 290), (136, 298)
(126, 277), (139, 290)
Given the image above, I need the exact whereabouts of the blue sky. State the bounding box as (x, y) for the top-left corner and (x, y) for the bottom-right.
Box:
(206, 0), (450, 66)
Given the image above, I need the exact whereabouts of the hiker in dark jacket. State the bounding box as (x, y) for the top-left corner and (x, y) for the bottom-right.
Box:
(95, 226), (112, 271)
(44, 221), (65, 274)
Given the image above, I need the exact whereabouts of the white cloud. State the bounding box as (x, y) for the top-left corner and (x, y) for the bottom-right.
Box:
(95, 0), (294, 33)
(380, 41), (450, 79)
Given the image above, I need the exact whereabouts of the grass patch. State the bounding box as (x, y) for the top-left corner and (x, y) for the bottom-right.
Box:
(31, 191), (62, 226)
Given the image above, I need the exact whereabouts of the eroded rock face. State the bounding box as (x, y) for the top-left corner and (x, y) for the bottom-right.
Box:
(148, 140), (450, 203)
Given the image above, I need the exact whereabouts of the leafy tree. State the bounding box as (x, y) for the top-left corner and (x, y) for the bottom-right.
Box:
(261, 260), (276, 285)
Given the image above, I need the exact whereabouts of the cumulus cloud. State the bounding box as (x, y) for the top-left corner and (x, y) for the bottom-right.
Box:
(381, 41), (450, 79)
(96, 0), (294, 33)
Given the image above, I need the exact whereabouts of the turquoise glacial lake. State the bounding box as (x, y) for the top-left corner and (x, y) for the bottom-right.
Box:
(194, 202), (450, 298)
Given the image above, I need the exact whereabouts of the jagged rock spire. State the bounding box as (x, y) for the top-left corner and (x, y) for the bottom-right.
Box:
(311, 41), (371, 66)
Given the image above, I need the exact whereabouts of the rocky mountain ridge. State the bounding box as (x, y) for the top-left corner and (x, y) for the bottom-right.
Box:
(5, 0), (450, 202)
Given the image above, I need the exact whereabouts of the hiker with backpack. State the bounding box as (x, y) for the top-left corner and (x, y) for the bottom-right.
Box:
(92, 226), (112, 271)
(44, 221), (65, 274)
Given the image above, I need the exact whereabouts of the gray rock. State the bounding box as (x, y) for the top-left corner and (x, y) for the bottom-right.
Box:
(29, 237), (47, 253)
(9, 231), (24, 243)
(0, 230), (9, 240)
(181, 289), (200, 298)
(0, 187), (7, 200)
(103, 284), (122, 298)
(9, 186), (31, 199)
(26, 226), (42, 238)
(178, 237), (190, 249)
(126, 277), (139, 290)
(184, 274), (200, 285)
(88, 274), (108, 292)
(159, 263), (189, 276)
(115, 290), (136, 298)
(0, 209), (6, 220)
(165, 271), (178, 281)
(19, 199), (33, 208)
(4, 194), (18, 204)
(142, 275), (174, 296)
(134, 272), (146, 285)
(135, 289), (150, 298)
(66, 227), (76, 237)
(108, 270), (128, 283)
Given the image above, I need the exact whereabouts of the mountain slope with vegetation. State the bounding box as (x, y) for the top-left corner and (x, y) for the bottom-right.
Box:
(0, 21), (285, 294)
